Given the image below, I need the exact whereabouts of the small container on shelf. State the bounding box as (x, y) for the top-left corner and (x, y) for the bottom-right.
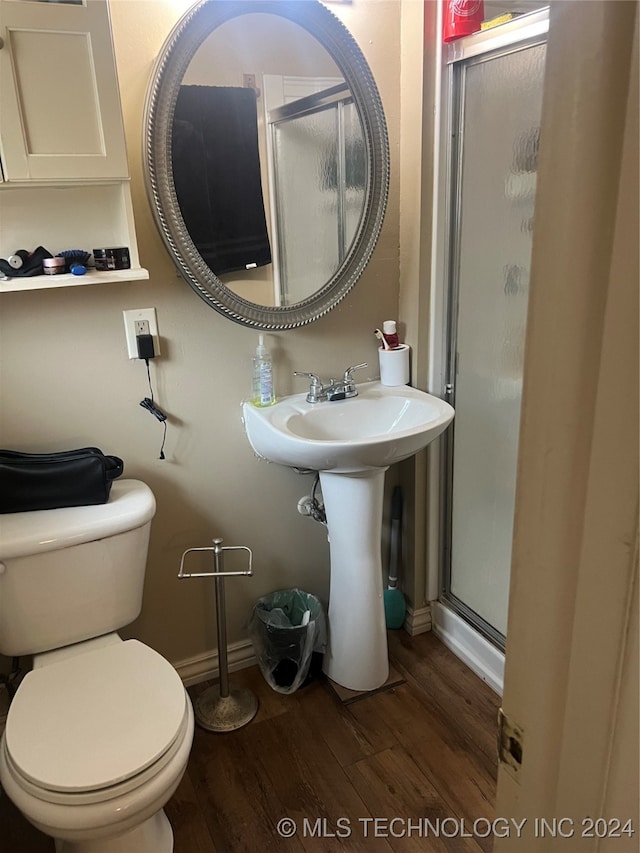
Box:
(42, 258), (66, 276)
(93, 247), (130, 271)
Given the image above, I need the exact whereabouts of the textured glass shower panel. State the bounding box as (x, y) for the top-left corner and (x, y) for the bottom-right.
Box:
(273, 107), (339, 305)
(342, 100), (366, 251)
(449, 43), (546, 637)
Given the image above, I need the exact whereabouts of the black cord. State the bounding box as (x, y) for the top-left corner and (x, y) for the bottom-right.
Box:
(310, 472), (327, 524)
(145, 358), (154, 404)
(140, 358), (167, 460)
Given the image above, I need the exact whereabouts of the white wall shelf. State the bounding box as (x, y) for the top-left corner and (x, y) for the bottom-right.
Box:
(0, 267), (149, 294)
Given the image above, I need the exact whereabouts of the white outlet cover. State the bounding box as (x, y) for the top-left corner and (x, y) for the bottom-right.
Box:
(123, 308), (160, 359)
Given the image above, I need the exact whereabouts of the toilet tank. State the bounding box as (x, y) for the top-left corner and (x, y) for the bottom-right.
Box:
(0, 480), (156, 657)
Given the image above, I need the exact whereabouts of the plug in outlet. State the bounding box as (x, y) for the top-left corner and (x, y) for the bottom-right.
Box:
(123, 309), (160, 359)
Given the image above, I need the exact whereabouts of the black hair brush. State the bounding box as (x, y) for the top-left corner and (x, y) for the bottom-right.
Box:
(56, 249), (91, 275)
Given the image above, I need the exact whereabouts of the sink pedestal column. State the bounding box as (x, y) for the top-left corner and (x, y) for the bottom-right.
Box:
(320, 467), (389, 691)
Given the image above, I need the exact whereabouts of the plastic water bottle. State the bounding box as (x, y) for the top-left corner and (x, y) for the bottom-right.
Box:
(251, 334), (275, 407)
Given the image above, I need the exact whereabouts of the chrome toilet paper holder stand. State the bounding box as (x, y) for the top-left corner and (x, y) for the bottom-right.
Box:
(178, 538), (258, 732)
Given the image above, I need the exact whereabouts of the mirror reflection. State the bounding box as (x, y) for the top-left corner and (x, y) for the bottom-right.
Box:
(172, 13), (366, 308)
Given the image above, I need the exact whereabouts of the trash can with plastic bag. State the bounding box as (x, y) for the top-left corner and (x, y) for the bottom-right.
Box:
(249, 589), (327, 694)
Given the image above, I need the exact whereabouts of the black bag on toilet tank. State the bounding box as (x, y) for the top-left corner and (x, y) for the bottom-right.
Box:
(0, 447), (124, 513)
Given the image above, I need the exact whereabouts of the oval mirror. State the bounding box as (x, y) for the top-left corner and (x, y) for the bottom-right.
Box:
(143, 0), (389, 329)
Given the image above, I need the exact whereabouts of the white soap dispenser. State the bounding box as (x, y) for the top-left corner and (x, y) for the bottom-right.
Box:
(252, 334), (275, 407)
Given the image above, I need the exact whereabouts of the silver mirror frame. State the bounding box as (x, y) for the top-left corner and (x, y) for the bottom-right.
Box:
(143, 0), (389, 330)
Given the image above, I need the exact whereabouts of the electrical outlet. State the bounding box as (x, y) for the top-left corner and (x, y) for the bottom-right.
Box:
(123, 308), (160, 359)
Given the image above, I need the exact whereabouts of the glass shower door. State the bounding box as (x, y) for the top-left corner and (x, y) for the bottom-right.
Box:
(272, 105), (340, 304)
(269, 88), (365, 306)
(443, 39), (547, 646)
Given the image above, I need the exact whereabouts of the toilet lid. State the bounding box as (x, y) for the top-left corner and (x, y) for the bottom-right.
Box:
(5, 640), (186, 793)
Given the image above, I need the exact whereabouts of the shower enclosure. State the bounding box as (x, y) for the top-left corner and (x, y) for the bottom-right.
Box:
(433, 10), (548, 679)
(265, 81), (366, 306)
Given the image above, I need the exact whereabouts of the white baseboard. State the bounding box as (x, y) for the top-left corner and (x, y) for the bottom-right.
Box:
(431, 601), (504, 695)
(172, 638), (257, 687)
(403, 603), (432, 636)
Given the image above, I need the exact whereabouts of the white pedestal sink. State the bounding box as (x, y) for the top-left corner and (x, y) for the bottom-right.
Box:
(242, 381), (454, 692)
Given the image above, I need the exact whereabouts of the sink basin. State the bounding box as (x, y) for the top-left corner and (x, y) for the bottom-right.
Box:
(242, 380), (454, 693)
(242, 381), (454, 473)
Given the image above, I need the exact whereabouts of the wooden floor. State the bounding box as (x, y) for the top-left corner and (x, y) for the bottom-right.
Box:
(1, 632), (500, 852)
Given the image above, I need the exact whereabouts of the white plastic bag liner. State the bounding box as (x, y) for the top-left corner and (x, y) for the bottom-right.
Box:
(249, 589), (327, 694)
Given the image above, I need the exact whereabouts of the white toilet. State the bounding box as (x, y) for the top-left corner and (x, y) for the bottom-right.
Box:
(0, 479), (194, 853)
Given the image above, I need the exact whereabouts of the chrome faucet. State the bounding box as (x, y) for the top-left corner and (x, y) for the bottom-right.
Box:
(294, 363), (367, 403)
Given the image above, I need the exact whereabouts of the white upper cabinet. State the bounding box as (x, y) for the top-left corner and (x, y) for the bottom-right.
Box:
(0, 0), (128, 182)
(0, 0), (148, 292)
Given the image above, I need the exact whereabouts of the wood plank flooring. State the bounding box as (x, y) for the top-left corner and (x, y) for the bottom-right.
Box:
(0, 632), (500, 853)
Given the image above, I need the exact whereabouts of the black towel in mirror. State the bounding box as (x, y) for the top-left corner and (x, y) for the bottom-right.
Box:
(172, 85), (272, 276)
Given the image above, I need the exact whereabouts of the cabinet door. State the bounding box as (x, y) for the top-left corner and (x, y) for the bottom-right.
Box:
(0, 0), (128, 181)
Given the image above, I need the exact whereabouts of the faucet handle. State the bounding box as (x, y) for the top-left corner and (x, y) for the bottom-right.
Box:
(293, 371), (322, 388)
(343, 363), (368, 382)
(293, 371), (324, 403)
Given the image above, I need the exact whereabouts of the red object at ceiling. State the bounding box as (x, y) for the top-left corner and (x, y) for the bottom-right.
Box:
(443, 0), (485, 43)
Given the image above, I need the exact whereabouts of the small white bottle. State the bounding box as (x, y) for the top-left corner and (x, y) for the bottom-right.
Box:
(252, 334), (275, 407)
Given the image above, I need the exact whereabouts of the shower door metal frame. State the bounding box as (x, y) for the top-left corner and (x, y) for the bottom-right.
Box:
(438, 9), (549, 651)
(268, 83), (357, 305)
